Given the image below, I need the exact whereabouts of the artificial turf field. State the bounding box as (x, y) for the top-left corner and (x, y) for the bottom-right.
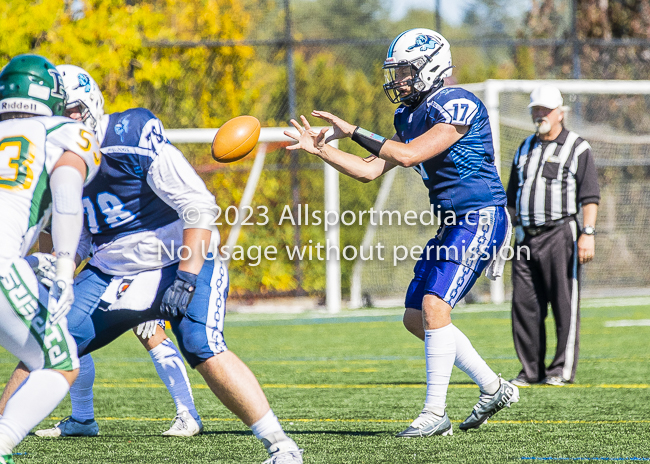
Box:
(2, 297), (650, 463)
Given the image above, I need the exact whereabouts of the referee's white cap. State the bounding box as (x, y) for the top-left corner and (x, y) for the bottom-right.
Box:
(528, 85), (563, 109)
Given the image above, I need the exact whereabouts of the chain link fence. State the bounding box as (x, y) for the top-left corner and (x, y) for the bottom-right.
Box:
(161, 1), (650, 300)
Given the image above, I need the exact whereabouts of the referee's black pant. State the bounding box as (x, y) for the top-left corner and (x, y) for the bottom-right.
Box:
(511, 218), (581, 384)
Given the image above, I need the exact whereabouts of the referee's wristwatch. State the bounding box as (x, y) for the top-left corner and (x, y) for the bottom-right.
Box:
(582, 225), (596, 236)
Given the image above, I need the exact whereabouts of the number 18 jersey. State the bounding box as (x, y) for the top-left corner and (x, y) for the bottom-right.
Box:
(82, 108), (180, 247)
(0, 116), (101, 274)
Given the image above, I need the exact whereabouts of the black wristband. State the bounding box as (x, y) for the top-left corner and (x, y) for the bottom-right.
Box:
(351, 127), (387, 156)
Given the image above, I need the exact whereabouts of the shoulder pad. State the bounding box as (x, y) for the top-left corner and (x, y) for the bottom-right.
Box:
(46, 119), (102, 185)
(427, 88), (481, 126)
(429, 87), (476, 105)
(105, 108), (167, 152)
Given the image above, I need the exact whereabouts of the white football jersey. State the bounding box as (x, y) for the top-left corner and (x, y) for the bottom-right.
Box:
(0, 116), (101, 274)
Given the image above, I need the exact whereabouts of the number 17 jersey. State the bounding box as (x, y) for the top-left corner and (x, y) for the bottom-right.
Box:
(394, 87), (506, 216)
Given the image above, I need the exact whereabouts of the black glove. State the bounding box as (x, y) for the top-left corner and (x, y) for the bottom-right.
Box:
(161, 270), (197, 317)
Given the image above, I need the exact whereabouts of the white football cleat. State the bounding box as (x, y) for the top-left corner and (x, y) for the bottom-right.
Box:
(543, 376), (570, 386)
(162, 410), (203, 437)
(262, 438), (303, 464)
(459, 378), (520, 430)
(396, 411), (453, 437)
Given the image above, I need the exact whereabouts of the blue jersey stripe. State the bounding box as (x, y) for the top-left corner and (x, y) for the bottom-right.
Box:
(387, 29), (413, 58)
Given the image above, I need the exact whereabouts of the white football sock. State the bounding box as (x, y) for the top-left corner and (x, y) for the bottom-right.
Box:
(451, 324), (499, 394)
(250, 409), (284, 440)
(423, 324), (456, 416)
(0, 433), (15, 456)
(149, 338), (198, 419)
(70, 354), (96, 422)
(251, 410), (297, 453)
(0, 369), (70, 452)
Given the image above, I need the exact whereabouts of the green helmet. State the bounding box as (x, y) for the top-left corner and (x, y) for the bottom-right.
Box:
(0, 54), (67, 117)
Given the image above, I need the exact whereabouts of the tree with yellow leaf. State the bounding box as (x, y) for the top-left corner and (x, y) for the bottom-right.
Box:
(0, 0), (255, 128)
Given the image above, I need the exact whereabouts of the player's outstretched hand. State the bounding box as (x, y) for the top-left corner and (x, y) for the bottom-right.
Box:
(311, 110), (356, 144)
(284, 115), (329, 156)
(161, 270), (197, 318)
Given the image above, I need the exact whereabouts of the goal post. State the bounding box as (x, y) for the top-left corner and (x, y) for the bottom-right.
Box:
(485, 80), (650, 296)
(352, 79), (650, 307)
(166, 127), (342, 314)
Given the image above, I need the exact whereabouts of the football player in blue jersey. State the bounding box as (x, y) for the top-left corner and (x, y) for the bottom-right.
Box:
(1, 65), (302, 463)
(286, 28), (519, 437)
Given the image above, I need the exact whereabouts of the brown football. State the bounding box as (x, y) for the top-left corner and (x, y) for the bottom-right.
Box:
(211, 116), (261, 163)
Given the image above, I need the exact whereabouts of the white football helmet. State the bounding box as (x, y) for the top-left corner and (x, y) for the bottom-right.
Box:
(56, 64), (105, 132)
(383, 28), (453, 105)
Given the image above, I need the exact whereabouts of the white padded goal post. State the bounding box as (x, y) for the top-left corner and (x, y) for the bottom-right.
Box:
(166, 127), (342, 313)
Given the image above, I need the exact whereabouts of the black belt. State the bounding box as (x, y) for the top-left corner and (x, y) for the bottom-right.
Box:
(524, 217), (573, 237)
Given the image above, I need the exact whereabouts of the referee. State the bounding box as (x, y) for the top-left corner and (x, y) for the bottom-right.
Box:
(506, 85), (600, 387)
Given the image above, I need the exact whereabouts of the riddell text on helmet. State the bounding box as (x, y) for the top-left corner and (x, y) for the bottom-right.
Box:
(1, 100), (40, 112)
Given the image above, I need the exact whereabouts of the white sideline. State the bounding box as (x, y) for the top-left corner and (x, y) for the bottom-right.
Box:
(604, 319), (650, 327)
(225, 296), (650, 323)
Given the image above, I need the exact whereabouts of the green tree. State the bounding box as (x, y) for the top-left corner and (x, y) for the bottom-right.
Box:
(0, 0), (255, 127)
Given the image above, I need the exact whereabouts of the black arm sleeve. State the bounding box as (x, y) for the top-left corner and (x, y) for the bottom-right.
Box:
(505, 160), (519, 210)
(505, 142), (526, 225)
(575, 146), (601, 205)
(506, 162), (520, 225)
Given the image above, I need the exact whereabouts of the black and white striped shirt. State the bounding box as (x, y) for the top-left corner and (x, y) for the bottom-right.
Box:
(506, 129), (600, 228)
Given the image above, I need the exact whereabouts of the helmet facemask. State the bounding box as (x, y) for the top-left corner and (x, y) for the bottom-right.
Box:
(65, 100), (97, 131)
(383, 61), (423, 105)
